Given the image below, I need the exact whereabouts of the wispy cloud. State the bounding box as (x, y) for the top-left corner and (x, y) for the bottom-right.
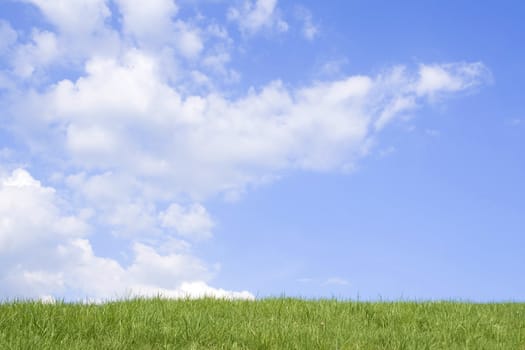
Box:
(228, 0), (288, 35)
(425, 129), (441, 137)
(296, 277), (314, 283)
(378, 146), (397, 158)
(507, 118), (523, 126)
(324, 278), (350, 286)
(318, 58), (349, 77)
(295, 6), (319, 40)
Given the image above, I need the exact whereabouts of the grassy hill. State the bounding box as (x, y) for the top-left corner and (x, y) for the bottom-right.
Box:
(1, 298), (524, 349)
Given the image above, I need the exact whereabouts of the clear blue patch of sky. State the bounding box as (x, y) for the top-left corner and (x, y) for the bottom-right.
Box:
(200, 0), (525, 301)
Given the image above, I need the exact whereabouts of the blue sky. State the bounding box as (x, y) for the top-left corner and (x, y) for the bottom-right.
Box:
(0, 0), (523, 302)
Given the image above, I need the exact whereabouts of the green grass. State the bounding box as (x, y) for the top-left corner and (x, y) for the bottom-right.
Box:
(1, 298), (524, 349)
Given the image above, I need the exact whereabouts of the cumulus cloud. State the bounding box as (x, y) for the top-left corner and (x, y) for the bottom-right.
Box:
(0, 169), (253, 301)
(22, 0), (111, 35)
(172, 21), (204, 58)
(12, 0), (120, 78)
(115, 0), (179, 42)
(0, 1), (489, 302)
(160, 204), (214, 241)
(12, 29), (60, 77)
(9, 54), (488, 200)
(0, 169), (88, 253)
(115, 0), (203, 58)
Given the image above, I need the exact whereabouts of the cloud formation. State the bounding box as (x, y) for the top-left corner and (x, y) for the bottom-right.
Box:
(0, 0), (489, 301)
(0, 169), (251, 301)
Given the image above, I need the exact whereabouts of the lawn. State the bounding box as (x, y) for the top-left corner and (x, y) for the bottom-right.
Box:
(1, 298), (524, 349)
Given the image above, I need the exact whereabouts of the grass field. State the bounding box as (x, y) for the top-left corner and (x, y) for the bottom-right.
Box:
(1, 298), (524, 349)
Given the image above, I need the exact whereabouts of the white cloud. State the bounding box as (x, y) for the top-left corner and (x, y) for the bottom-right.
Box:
(319, 58), (348, 77)
(12, 29), (60, 77)
(202, 51), (231, 72)
(65, 171), (166, 239)
(127, 242), (211, 287)
(2, 52), (488, 303)
(0, 20), (17, 53)
(107, 202), (159, 237)
(65, 172), (135, 205)
(295, 6), (318, 40)
(9, 57), (488, 200)
(67, 124), (120, 157)
(173, 21), (204, 58)
(0, 2), (490, 302)
(115, 0), (178, 41)
(324, 277), (350, 286)
(129, 281), (255, 300)
(12, 0), (121, 78)
(228, 0), (288, 35)
(115, 0), (204, 58)
(416, 62), (490, 98)
(0, 169), (88, 253)
(160, 203), (214, 240)
(303, 21), (318, 40)
(22, 0), (111, 35)
(0, 169), (253, 301)
(374, 96), (416, 130)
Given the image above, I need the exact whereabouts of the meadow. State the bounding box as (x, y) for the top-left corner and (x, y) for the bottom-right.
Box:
(0, 298), (524, 349)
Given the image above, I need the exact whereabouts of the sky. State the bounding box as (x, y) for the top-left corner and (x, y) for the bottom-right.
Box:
(0, 0), (523, 302)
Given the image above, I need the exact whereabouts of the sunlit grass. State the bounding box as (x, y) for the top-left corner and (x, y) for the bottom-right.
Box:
(1, 298), (524, 349)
